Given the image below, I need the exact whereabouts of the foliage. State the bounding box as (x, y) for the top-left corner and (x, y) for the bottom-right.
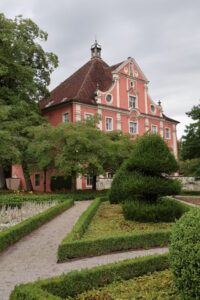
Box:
(0, 199), (73, 253)
(83, 201), (173, 239)
(50, 176), (72, 190)
(180, 190), (200, 196)
(179, 158), (200, 177)
(122, 197), (189, 222)
(0, 13), (58, 188)
(181, 103), (200, 160)
(109, 134), (181, 204)
(75, 269), (180, 300)
(170, 208), (200, 299)
(57, 199), (170, 261)
(10, 254), (169, 299)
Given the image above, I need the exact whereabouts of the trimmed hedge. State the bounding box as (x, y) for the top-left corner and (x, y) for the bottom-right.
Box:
(0, 198), (74, 253)
(10, 254), (169, 299)
(57, 198), (171, 261)
(180, 190), (200, 196)
(58, 198), (102, 254)
(170, 208), (200, 299)
(122, 197), (190, 222)
(51, 175), (72, 191)
(58, 230), (171, 261)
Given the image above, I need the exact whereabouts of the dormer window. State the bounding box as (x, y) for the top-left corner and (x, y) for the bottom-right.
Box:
(150, 104), (156, 114)
(129, 96), (136, 109)
(106, 94), (112, 103)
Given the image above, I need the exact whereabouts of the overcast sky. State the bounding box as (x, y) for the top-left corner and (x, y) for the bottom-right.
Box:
(1, 0), (200, 138)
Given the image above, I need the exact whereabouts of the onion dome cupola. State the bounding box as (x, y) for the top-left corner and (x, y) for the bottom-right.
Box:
(91, 40), (102, 59)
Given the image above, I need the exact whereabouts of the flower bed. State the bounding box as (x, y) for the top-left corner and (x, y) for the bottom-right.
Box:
(10, 254), (169, 299)
(0, 198), (74, 253)
(57, 198), (172, 261)
(0, 201), (58, 231)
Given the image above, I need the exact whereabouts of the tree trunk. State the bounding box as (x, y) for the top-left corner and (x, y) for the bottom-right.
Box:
(22, 161), (33, 191)
(44, 169), (47, 193)
(92, 175), (97, 190)
(0, 164), (6, 189)
(72, 173), (76, 193)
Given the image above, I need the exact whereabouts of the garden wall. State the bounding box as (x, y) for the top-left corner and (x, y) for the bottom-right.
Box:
(170, 176), (200, 191)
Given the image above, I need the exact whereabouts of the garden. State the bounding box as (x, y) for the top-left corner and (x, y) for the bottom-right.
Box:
(1, 134), (200, 300)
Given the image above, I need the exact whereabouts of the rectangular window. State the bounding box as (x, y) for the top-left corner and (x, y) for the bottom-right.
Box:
(129, 96), (136, 109)
(152, 125), (158, 134)
(165, 128), (171, 139)
(84, 113), (93, 120)
(86, 175), (93, 187)
(107, 172), (114, 179)
(35, 174), (40, 187)
(129, 121), (137, 134)
(63, 112), (69, 123)
(106, 117), (113, 131)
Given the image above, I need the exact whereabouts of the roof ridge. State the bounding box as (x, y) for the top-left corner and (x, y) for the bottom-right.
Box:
(75, 59), (96, 99)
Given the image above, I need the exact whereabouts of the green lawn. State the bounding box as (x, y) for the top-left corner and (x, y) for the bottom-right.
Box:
(82, 201), (173, 240)
(73, 269), (181, 300)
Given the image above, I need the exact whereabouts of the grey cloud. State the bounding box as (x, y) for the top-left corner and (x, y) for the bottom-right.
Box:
(1, 0), (200, 138)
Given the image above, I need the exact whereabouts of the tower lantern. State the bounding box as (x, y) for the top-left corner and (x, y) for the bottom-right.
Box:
(91, 40), (101, 59)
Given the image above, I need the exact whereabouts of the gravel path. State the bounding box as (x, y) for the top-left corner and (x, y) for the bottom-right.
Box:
(0, 200), (168, 300)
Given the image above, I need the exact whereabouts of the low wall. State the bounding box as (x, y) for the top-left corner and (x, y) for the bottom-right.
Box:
(170, 176), (200, 191)
(96, 178), (112, 190)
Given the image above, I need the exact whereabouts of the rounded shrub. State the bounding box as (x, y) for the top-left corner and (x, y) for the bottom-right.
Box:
(122, 197), (189, 222)
(109, 134), (181, 204)
(170, 208), (200, 299)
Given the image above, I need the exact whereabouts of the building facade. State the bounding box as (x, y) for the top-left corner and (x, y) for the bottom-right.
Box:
(12, 41), (179, 191)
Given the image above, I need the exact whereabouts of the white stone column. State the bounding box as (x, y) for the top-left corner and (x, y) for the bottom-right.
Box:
(116, 77), (120, 108)
(173, 124), (178, 158)
(144, 84), (148, 114)
(76, 104), (81, 121)
(117, 113), (121, 130)
(145, 118), (149, 132)
(76, 175), (82, 190)
(160, 121), (163, 137)
(97, 108), (102, 130)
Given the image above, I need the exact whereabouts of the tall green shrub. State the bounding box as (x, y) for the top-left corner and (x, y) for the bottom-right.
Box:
(109, 134), (181, 203)
(170, 208), (200, 299)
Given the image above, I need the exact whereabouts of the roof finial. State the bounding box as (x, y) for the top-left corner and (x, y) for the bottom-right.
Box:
(91, 39), (101, 59)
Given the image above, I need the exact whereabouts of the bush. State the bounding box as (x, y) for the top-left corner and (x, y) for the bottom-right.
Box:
(109, 134), (181, 204)
(122, 197), (189, 222)
(50, 176), (72, 190)
(0, 199), (74, 253)
(170, 208), (200, 299)
(10, 254), (169, 299)
(57, 198), (170, 261)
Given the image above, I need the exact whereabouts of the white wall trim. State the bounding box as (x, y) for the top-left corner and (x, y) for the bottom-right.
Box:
(116, 113), (121, 130)
(172, 124), (178, 158)
(76, 104), (81, 121)
(97, 108), (102, 130)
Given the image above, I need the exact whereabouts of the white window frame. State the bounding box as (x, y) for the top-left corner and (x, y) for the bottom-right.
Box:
(151, 125), (158, 134)
(129, 121), (138, 134)
(86, 175), (93, 187)
(62, 112), (70, 123)
(84, 112), (93, 120)
(35, 173), (40, 187)
(129, 95), (137, 109)
(105, 117), (113, 131)
(165, 127), (171, 139)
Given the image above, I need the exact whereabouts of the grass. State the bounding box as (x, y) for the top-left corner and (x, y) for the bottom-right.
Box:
(73, 269), (181, 300)
(82, 202), (173, 240)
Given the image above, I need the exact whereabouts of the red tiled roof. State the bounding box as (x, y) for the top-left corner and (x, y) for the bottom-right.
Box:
(163, 114), (179, 124)
(40, 58), (117, 110)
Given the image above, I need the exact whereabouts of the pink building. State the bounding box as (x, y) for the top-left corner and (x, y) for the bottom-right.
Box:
(13, 41), (179, 191)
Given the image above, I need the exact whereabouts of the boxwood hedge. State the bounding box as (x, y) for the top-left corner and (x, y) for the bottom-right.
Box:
(57, 197), (171, 261)
(10, 254), (169, 300)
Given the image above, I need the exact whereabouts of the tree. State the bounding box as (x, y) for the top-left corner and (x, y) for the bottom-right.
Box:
(27, 124), (57, 192)
(109, 134), (181, 204)
(0, 13), (58, 189)
(181, 103), (200, 160)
